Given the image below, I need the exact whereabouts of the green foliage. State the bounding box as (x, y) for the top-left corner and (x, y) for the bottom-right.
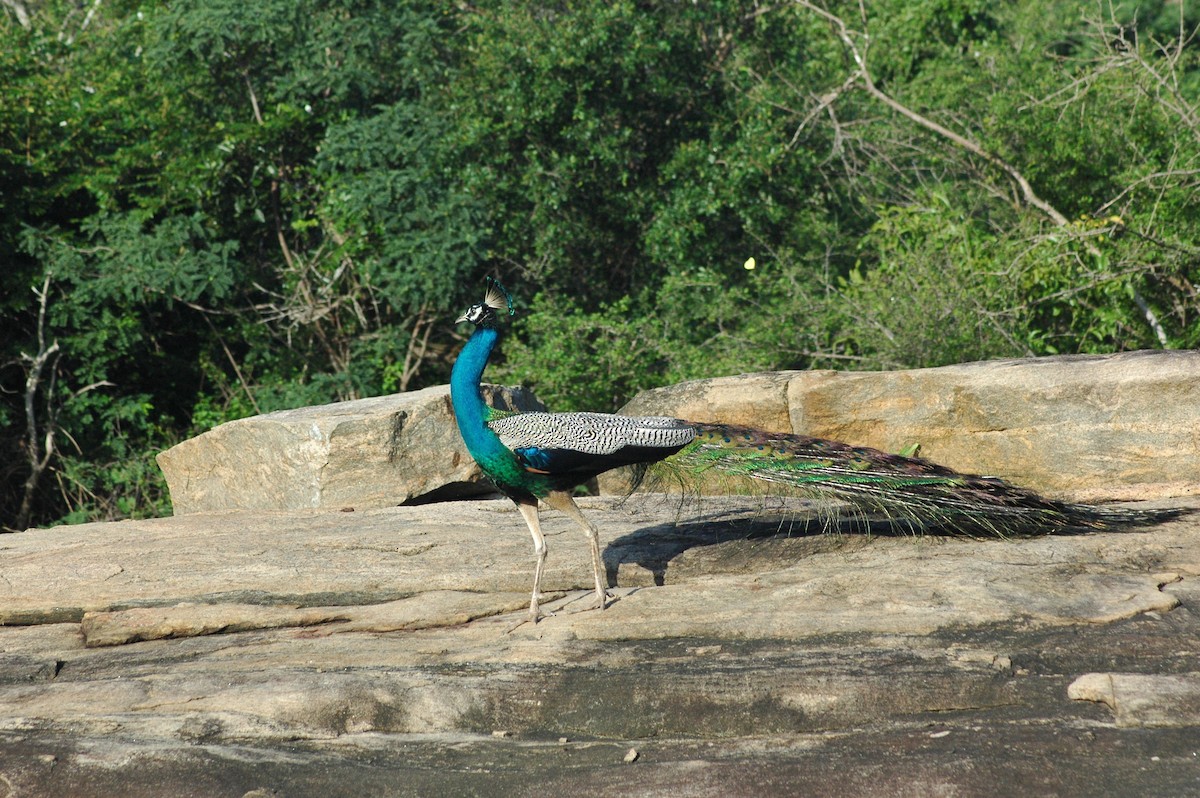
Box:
(499, 295), (653, 412)
(445, 0), (741, 300)
(317, 102), (486, 316)
(1, 0), (1197, 528)
(835, 193), (1031, 369)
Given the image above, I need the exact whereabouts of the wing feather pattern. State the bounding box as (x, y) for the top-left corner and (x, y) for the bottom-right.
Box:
(488, 413), (696, 480)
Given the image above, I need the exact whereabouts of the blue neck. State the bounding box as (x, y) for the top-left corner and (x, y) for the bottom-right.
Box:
(450, 326), (503, 460)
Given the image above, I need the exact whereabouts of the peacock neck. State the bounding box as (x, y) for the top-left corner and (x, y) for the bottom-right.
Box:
(450, 326), (500, 458)
(451, 324), (544, 500)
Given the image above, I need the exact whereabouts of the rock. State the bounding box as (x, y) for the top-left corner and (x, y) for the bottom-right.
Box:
(78, 592), (534, 647)
(6, 497), (1194, 635)
(1, 495), (1198, 794)
(616, 371), (800, 431)
(788, 350), (1200, 502)
(156, 384), (544, 513)
(80, 603), (345, 648)
(1068, 672), (1200, 727)
(608, 351), (1200, 501)
(0, 503), (552, 626)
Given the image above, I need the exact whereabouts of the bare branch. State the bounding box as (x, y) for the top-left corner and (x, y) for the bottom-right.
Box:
(243, 73), (265, 126)
(199, 312), (262, 415)
(794, 0), (1071, 225)
(1133, 291), (1169, 347)
(398, 308), (436, 392)
(788, 70), (860, 149)
(1094, 168), (1200, 216)
(1, 0), (31, 28)
(60, 0), (103, 45)
(14, 275), (62, 531)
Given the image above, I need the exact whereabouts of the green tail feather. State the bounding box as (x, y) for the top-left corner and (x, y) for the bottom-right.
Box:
(640, 423), (1182, 537)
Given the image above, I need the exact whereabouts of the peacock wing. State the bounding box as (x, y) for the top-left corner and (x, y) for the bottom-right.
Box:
(488, 412), (697, 476)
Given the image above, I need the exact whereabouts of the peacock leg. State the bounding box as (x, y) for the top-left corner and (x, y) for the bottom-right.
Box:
(513, 498), (548, 628)
(545, 491), (609, 611)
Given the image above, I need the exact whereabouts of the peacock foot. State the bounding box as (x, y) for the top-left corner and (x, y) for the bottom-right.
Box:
(505, 596), (551, 633)
(589, 589), (611, 611)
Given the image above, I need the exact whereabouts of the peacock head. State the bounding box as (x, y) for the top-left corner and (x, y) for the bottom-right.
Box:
(456, 276), (515, 328)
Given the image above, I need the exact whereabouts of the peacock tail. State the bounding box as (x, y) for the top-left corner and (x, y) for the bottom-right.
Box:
(636, 422), (1178, 537)
(481, 405), (1175, 536)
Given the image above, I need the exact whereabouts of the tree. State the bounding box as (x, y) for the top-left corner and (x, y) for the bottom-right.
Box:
(1, 0), (1196, 527)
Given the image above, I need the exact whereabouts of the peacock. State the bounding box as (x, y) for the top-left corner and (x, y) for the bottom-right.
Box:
(450, 278), (1179, 627)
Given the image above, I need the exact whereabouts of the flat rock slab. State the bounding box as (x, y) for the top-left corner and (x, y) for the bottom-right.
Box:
(613, 350), (1200, 501)
(2, 497), (1194, 633)
(2, 496), (1199, 796)
(1069, 672), (1200, 727)
(156, 383), (544, 513)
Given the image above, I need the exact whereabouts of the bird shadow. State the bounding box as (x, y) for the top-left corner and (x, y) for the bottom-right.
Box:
(596, 494), (1132, 589)
(600, 500), (899, 588)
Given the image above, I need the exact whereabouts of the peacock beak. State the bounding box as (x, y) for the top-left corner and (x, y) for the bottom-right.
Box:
(455, 312), (470, 324)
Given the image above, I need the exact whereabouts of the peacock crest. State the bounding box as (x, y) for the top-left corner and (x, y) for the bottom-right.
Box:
(456, 276), (515, 328)
(483, 276), (515, 317)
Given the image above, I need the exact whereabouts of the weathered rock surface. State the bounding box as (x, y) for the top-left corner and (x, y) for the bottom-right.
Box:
(157, 384), (544, 513)
(2, 495), (1199, 796)
(1069, 672), (1200, 728)
(617, 370), (801, 432)
(611, 350), (1200, 502)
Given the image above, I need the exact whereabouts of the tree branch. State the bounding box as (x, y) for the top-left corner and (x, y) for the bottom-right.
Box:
(1, 0), (31, 28)
(794, 1), (1179, 349)
(795, 0), (1070, 225)
(14, 275), (61, 531)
